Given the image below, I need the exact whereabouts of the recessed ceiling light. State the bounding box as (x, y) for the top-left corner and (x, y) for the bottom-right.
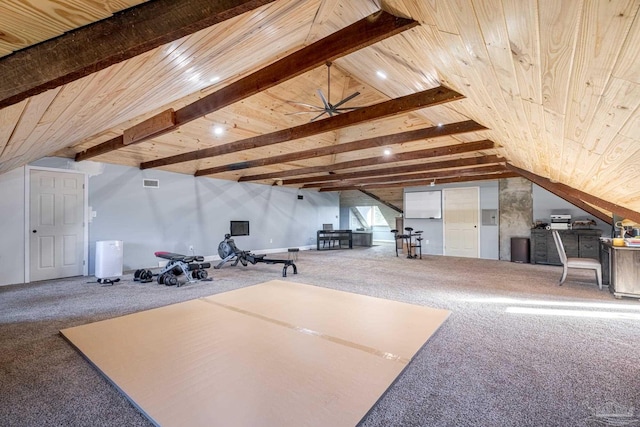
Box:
(383, 149), (392, 155)
(437, 123), (443, 127)
(213, 126), (224, 136)
(376, 70), (387, 79)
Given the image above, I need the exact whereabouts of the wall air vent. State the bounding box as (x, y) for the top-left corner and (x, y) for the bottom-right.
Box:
(143, 179), (159, 189)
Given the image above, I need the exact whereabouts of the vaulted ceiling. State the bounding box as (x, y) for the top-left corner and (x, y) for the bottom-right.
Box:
(1, 0), (639, 222)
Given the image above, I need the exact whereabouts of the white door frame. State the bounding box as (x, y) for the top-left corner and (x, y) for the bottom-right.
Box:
(442, 186), (480, 258)
(24, 166), (89, 283)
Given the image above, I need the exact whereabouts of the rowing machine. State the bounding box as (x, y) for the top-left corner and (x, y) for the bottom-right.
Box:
(214, 234), (297, 277)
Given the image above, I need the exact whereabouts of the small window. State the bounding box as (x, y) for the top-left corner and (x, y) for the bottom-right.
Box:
(350, 206), (389, 229)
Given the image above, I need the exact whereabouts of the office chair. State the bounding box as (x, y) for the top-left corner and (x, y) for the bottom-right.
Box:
(551, 230), (602, 290)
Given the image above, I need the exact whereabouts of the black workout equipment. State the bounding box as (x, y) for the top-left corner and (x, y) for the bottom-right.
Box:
(404, 227), (423, 259)
(390, 228), (422, 259)
(214, 234), (297, 277)
(133, 269), (154, 283)
(390, 229), (402, 257)
(153, 251), (212, 287)
(96, 277), (120, 286)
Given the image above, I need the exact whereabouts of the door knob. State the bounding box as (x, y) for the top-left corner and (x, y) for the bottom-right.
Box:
(32, 230), (37, 233)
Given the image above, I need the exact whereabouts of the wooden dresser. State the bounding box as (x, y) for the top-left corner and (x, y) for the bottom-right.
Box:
(530, 229), (602, 265)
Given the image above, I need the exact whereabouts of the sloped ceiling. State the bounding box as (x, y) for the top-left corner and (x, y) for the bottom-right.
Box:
(0, 0), (639, 222)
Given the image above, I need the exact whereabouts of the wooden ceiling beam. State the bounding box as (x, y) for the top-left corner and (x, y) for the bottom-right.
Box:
(305, 164), (508, 189)
(75, 10), (419, 162)
(359, 190), (403, 213)
(239, 139), (495, 182)
(505, 164), (638, 224)
(195, 120), (486, 176)
(138, 86), (463, 169)
(318, 172), (520, 192)
(123, 109), (176, 146)
(0, 0), (277, 109)
(282, 155), (503, 185)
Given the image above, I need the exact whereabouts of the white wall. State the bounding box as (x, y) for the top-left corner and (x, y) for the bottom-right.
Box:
(0, 159), (339, 285)
(402, 180), (609, 260)
(532, 184), (610, 232)
(71, 160), (338, 273)
(0, 167), (26, 286)
(404, 181), (500, 259)
(1, 159), (611, 286)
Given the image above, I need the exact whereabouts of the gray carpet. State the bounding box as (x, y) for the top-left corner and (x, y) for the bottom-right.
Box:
(1, 243), (639, 426)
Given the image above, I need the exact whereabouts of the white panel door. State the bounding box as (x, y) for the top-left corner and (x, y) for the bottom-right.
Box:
(443, 187), (479, 258)
(30, 170), (85, 281)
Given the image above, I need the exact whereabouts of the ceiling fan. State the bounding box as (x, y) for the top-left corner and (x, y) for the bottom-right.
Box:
(287, 61), (362, 122)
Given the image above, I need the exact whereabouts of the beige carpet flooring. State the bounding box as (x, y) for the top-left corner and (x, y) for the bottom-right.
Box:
(60, 280), (450, 427)
(2, 243), (639, 426)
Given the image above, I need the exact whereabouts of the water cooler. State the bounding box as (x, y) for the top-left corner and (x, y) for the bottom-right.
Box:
(95, 240), (123, 279)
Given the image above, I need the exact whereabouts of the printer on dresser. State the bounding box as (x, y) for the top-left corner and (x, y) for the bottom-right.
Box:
(530, 229), (602, 265)
(549, 214), (572, 230)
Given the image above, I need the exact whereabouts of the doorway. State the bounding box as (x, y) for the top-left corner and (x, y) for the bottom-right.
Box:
(28, 168), (87, 282)
(443, 187), (479, 258)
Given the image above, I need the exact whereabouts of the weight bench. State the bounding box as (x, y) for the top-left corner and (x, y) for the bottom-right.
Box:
(152, 251), (212, 287)
(214, 234), (297, 277)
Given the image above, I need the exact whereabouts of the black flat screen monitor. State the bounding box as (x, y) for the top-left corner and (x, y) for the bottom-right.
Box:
(230, 220), (250, 236)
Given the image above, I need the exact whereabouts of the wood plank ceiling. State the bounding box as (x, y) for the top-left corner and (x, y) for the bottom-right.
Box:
(0, 0), (639, 222)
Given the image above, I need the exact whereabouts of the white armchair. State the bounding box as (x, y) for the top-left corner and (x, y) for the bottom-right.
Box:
(551, 230), (602, 290)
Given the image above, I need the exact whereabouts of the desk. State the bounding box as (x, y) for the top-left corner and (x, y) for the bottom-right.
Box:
(600, 241), (640, 298)
(317, 230), (352, 250)
(352, 231), (373, 247)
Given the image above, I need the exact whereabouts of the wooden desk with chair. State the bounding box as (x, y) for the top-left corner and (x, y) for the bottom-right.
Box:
(317, 229), (353, 250)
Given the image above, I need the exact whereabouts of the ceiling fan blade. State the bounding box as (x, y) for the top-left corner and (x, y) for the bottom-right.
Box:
(332, 91), (361, 109)
(310, 111), (328, 122)
(317, 89), (331, 110)
(332, 109), (360, 114)
(286, 101), (325, 110)
(285, 111), (324, 116)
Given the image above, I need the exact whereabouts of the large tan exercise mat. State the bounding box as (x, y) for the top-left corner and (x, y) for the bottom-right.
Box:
(61, 280), (450, 426)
